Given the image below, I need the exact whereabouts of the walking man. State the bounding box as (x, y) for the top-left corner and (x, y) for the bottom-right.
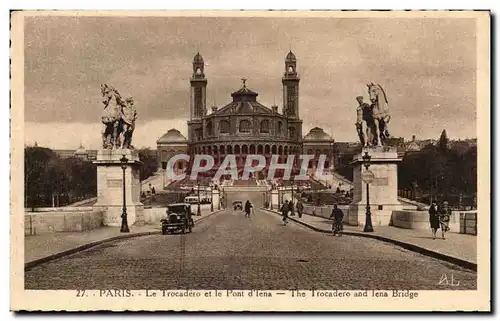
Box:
(244, 200), (252, 218)
(296, 201), (304, 219)
(281, 200), (290, 226)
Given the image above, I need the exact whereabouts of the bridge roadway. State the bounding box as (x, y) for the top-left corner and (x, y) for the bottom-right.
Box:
(25, 194), (476, 290)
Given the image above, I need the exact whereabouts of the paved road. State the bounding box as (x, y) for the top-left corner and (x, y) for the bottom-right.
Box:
(25, 207), (476, 290)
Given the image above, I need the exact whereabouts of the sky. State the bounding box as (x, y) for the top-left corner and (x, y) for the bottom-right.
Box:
(23, 15), (477, 150)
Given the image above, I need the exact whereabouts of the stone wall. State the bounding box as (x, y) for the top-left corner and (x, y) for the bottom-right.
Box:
(143, 203), (213, 224)
(302, 204), (350, 223)
(459, 211), (477, 235)
(25, 208), (104, 235)
(391, 210), (477, 234)
(143, 207), (167, 224)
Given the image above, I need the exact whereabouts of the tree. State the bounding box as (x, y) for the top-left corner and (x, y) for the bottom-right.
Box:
(438, 129), (449, 152)
(24, 146), (56, 209)
(138, 148), (158, 181)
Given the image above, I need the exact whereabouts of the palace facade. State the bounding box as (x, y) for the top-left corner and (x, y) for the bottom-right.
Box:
(157, 51), (336, 178)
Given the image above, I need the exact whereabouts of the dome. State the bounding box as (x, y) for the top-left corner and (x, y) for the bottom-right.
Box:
(286, 50), (296, 61)
(74, 143), (87, 155)
(193, 52), (204, 63)
(157, 129), (188, 144)
(303, 127), (333, 141)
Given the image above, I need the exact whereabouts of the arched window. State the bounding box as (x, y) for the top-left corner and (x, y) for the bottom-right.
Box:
(220, 120), (230, 133)
(260, 120), (270, 133)
(239, 120), (251, 133)
(277, 121), (283, 135)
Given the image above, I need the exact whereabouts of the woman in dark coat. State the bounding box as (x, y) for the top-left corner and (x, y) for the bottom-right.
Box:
(429, 201), (440, 240)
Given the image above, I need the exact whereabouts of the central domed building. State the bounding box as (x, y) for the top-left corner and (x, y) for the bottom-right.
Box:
(157, 51), (335, 180)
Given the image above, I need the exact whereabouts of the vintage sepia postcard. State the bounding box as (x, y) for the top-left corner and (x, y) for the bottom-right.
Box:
(10, 10), (490, 312)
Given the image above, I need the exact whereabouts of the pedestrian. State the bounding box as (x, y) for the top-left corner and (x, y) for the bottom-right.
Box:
(281, 200), (289, 225)
(439, 201), (451, 239)
(244, 200), (252, 218)
(296, 201), (304, 219)
(428, 201), (440, 240)
(151, 186), (156, 195)
(330, 204), (344, 236)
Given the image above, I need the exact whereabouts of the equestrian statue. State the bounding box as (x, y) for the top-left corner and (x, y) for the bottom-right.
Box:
(355, 83), (391, 147)
(100, 84), (138, 149)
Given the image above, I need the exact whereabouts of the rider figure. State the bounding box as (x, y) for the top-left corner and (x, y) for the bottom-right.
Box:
(355, 96), (376, 146)
(330, 204), (344, 236)
(120, 97), (138, 149)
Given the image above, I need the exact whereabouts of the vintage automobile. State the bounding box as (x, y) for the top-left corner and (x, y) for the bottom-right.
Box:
(233, 200), (243, 210)
(161, 203), (194, 235)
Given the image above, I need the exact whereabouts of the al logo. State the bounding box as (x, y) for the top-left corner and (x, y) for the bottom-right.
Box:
(438, 273), (460, 286)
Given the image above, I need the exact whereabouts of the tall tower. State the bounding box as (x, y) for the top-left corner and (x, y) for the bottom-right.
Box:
(282, 50), (300, 119)
(190, 52), (207, 120)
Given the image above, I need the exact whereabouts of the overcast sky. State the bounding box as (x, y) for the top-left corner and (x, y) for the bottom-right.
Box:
(24, 16), (477, 149)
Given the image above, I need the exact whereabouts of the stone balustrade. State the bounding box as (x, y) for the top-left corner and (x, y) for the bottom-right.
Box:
(25, 208), (104, 235)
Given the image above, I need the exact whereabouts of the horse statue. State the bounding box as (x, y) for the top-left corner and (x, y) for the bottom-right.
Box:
(101, 84), (125, 149)
(367, 83), (391, 146)
(100, 84), (139, 149)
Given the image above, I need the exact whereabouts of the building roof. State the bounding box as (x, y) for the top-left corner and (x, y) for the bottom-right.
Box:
(303, 127), (333, 141)
(193, 52), (204, 63)
(212, 83), (274, 116)
(286, 50), (297, 61)
(157, 129), (188, 144)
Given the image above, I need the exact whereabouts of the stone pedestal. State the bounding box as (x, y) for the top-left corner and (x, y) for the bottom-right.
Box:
(271, 190), (279, 210)
(348, 147), (403, 227)
(212, 189), (220, 210)
(93, 149), (145, 227)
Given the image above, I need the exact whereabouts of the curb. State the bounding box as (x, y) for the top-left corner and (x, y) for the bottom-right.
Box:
(24, 231), (159, 271)
(262, 208), (477, 272)
(25, 209), (224, 271)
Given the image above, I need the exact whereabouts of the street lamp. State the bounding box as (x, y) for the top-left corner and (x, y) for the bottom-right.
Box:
(290, 176), (295, 215)
(362, 151), (374, 232)
(278, 186), (281, 210)
(119, 154), (130, 233)
(196, 179), (201, 216)
(210, 184), (214, 212)
(217, 185), (220, 210)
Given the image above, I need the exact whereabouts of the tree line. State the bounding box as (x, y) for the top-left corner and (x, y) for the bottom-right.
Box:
(398, 130), (477, 207)
(334, 130), (477, 208)
(24, 146), (159, 209)
(24, 146), (98, 209)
